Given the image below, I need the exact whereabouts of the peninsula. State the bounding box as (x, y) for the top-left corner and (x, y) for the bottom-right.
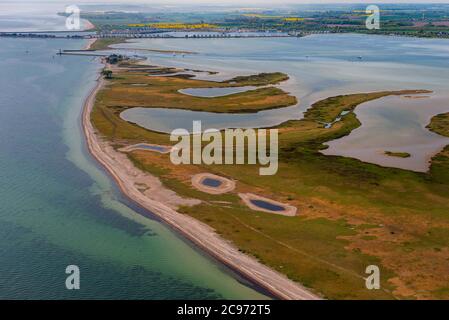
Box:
(84, 40), (449, 300)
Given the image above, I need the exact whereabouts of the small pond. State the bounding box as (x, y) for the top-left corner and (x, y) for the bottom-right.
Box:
(250, 200), (285, 212)
(202, 178), (223, 188)
(132, 144), (169, 152)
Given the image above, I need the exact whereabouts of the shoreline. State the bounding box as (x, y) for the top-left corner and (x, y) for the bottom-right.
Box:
(81, 62), (321, 300)
(83, 37), (97, 50)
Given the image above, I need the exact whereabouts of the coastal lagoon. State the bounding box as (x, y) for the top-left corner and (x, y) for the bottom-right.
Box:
(323, 94), (449, 172)
(179, 86), (260, 97)
(120, 105), (299, 133)
(0, 37), (267, 299)
(113, 34), (449, 171)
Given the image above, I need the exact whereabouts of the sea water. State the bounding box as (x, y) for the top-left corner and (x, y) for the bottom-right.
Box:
(0, 37), (267, 299)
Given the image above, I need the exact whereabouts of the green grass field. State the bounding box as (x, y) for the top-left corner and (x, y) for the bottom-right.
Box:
(89, 38), (128, 50)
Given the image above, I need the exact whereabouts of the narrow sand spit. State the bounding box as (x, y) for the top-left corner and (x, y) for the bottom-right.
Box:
(191, 173), (236, 195)
(239, 193), (297, 217)
(82, 68), (320, 300)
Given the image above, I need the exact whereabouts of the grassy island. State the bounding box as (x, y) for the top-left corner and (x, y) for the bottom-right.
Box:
(427, 112), (449, 183)
(93, 67), (296, 116)
(385, 151), (411, 158)
(428, 112), (449, 137)
(226, 72), (290, 86)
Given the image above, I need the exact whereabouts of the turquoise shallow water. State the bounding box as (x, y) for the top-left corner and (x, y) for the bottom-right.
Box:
(0, 38), (267, 299)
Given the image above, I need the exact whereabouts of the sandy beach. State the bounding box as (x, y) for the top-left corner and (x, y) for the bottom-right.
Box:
(83, 19), (96, 31)
(82, 63), (321, 300)
(83, 38), (97, 50)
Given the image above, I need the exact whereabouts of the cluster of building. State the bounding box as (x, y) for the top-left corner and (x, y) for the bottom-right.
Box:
(96, 29), (305, 39)
(0, 32), (87, 39)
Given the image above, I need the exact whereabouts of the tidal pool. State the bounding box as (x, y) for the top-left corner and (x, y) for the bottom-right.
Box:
(324, 110), (351, 129)
(250, 200), (285, 212)
(202, 178), (223, 188)
(132, 144), (169, 152)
